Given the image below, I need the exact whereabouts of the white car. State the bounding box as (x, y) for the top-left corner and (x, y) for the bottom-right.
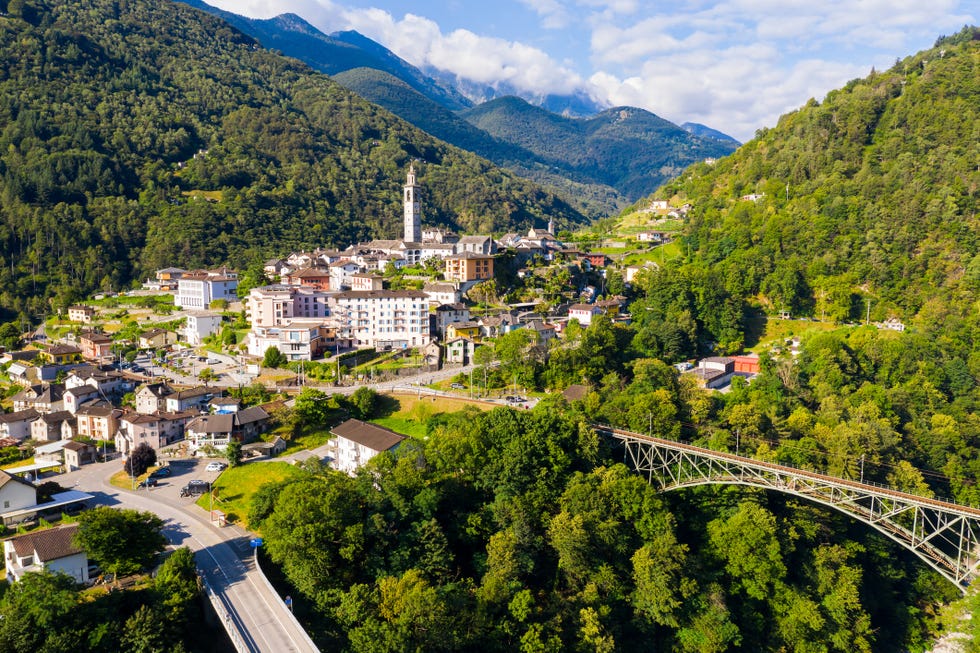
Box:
(205, 462), (226, 472)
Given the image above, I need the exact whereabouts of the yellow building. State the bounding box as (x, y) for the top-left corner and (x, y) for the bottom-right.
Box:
(444, 252), (494, 283)
(446, 322), (482, 341)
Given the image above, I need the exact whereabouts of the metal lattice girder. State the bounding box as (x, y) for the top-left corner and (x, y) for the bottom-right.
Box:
(600, 425), (980, 592)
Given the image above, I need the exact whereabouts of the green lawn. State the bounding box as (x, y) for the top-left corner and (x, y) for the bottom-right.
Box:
(195, 462), (306, 528)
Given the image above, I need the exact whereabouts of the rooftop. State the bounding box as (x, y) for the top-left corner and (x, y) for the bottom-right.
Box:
(331, 418), (404, 453)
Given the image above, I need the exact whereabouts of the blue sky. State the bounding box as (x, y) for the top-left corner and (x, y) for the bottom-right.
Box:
(208, 0), (976, 141)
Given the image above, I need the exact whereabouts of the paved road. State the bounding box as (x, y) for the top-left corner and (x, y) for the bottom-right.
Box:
(60, 460), (318, 653)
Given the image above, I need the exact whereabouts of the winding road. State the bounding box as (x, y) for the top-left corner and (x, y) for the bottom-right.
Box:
(60, 460), (318, 653)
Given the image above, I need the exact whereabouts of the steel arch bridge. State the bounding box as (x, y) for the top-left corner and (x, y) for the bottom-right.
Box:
(596, 425), (980, 592)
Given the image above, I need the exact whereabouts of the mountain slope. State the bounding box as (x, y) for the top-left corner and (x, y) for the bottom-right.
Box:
(658, 26), (980, 320)
(462, 97), (740, 201)
(176, 0), (469, 111)
(0, 0), (586, 318)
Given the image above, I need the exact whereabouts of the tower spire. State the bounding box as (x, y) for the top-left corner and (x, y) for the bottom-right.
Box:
(403, 164), (421, 243)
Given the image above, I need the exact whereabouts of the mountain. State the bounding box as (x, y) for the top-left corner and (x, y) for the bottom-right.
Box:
(681, 122), (740, 144)
(332, 67), (625, 217)
(176, 0), (470, 111)
(174, 1), (735, 212)
(461, 97), (740, 201)
(0, 0), (586, 318)
(422, 66), (607, 117)
(656, 26), (980, 320)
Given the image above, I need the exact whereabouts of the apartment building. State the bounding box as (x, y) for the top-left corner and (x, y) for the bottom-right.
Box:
(175, 269), (238, 309)
(332, 290), (430, 350)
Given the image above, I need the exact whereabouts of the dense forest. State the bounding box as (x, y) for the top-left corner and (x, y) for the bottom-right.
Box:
(0, 0), (586, 321)
(655, 27), (980, 322)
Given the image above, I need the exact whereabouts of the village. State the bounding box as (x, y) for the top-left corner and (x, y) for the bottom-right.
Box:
(0, 166), (758, 521)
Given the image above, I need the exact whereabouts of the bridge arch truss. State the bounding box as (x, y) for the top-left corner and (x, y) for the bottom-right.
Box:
(597, 425), (980, 592)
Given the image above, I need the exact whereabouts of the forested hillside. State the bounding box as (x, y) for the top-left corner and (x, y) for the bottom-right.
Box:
(658, 27), (980, 321)
(333, 67), (626, 216)
(462, 97), (739, 200)
(0, 0), (585, 320)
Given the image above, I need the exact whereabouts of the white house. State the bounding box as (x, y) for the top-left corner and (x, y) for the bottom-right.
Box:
(0, 409), (40, 441)
(4, 524), (89, 584)
(568, 304), (603, 327)
(329, 419), (405, 475)
(0, 471), (38, 525)
(184, 311), (223, 346)
(175, 269), (238, 309)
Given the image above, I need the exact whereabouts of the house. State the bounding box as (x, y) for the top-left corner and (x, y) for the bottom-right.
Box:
(4, 524), (89, 584)
(479, 314), (521, 339)
(184, 311), (223, 346)
(164, 386), (214, 413)
(31, 411), (73, 442)
(433, 303), (470, 338)
(595, 297), (625, 319)
(568, 304), (603, 327)
(421, 340), (441, 369)
(283, 266), (332, 290)
(184, 406), (269, 451)
(0, 409), (39, 441)
(135, 383), (174, 415)
(63, 385), (100, 414)
(67, 306), (96, 324)
(525, 320), (558, 346)
(687, 357), (736, 390)
(0, 471), (38, 526)
(41, 345), (82, 365)
(348, 273), (384, 292)
(75, 403), (121, 441)
(175, 269), (238, 309)
(329, 419), (405, 476)
(138, 328), (177, 350)
(456, 235), (497, 255)
(64, 368), (127, 399)
(445, 337), (477, 365)
(446, 322), (481, 341)
(246, 320), (339, 361)
(28, 384), (66, 413)
(580, 253), (609, 268)
(63, 441), (96, 471)
(78, 331), (113, 361)
(444, 252), (494, 283)
(423, 282), (461, 307)
(636, 231), (670, 243)
(209, 397), (241, 414)
(116, 411), (194, 455)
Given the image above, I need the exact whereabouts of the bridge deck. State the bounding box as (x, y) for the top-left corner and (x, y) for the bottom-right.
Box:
(596, 424), (980, 517)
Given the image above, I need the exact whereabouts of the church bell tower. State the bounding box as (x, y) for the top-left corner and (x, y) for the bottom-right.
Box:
(403, 164), (421, 243)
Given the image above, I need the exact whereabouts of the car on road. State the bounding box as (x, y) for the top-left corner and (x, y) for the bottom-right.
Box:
(505, 395), (526, 404)
(205, 462), (226, 472)
(130, 365), (144, 374)
(149, 466), (172, 478)
(180, 479), (211, 497)
(137, 478), (158, 489)
(450, 383), (466, 390)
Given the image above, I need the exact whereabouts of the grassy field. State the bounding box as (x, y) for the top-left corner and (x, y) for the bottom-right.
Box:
(195, 462), (306, 528)
(372, 393), (494, 438)
(744, 313), (843, 351)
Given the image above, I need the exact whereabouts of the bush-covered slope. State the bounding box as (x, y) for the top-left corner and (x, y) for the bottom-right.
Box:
(0, 0), (586, 318)
(659, 27), (980, 321)
(462, 97), (739, 201)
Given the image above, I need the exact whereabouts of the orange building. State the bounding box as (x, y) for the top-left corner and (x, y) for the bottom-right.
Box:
(444, 252), (494, 283)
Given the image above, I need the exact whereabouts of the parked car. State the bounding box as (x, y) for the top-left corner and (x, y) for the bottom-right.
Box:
(149, 466), (172, 478)
(450, 383), (466, 390)
(179, 480), (210, 497)
(205, 462), (226, 472)
(137, 478), (158, 489)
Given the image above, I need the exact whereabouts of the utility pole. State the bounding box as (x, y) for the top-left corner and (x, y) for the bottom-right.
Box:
(865, 298), (871, 326)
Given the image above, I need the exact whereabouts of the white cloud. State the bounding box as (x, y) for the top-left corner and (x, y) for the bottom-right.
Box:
(344, 9), (587, 93)
(518, 0), (571, 29)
